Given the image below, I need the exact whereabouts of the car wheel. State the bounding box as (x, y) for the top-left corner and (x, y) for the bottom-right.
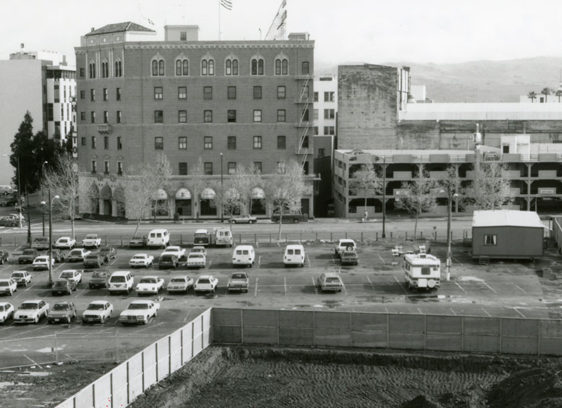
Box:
(34, 316), (39, 324)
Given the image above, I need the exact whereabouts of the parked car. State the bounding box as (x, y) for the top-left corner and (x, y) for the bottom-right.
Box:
(7, 246), (27, 263)
(227, 272), (249, 293)
(0, 249), (8, 264)
(88, 270), (109, 289)
(108, 271), (134, 294)
(317, 272), (344, 293)
(136, 276), (165, 295)
(66, 248), (91, 262)
(186, 253), (206, 269)
(146, 229), (170, 248)
(167, 275), (193, 293)
(190, 246), (207, 257)
(334, 239), (357, 257)
(129, 253), (154, 268)
(232, 245), (255, 267)
(82, 300), (113, 324)
(32, 255), (54, 271)
(340, 249), (359, 266)
(31, 237), (49, 250)
(229, 214), (257, 224)
(59, 269), (82, 285)
(54, 236), (76, 249)
(283, 244), (305, 267)
(83, 253), (104, 268)
(81, 233), (102, 248)
(161, 246), (186, 259)
(47, 302), (77, 324)
(50, 249), (64, 263)
(129, 235), (146, 249)
(0, 302), (14, 323)
(0, 279), (17, 296)
(99, 246), (117, 263)
(51, 279), (76, 295)
(11, 270), (31, 287)
(18, 248), (38, 264)
(14, 300), (49, 324)
(194, 275), (219, 294)
(159, 254), (178, 269)
(119, 300), (160, 325)
(271, 213), (308, 223)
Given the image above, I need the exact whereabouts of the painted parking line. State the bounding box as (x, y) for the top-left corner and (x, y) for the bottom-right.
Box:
(283, 277), (287, 296)
(512, 307), (526, 318)
(366, 276), (375, 290)
(23, 354), (43, 368)
(481, 281), (497, 294)
(454, 281), (466, 293)
(306, 255), (311, 268)
(511, 282), (527, 294)
(393, 276), (408, 295)
(377, 254), (385, 264)
(254, 277), (259, 297)
(257, 256), (261, 268)
(2, 325), (49, 340)
(450, 308), (457, 316)
(481, 308), (492, 317)
(311, 276), (318, 294)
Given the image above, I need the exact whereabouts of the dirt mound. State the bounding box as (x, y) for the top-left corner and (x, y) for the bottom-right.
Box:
(487, 368), (562, 408)
(401, 395), (442, 408)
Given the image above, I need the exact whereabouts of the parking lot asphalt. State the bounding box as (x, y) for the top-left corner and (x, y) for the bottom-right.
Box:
(0, 239), (558, 368)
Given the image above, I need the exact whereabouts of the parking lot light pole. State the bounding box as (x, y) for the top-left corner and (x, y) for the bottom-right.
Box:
(43, 189), (59, 287)
(445, 191), (459, 281)
(220, 152), (224, 223)
(41, 161), (48, 236)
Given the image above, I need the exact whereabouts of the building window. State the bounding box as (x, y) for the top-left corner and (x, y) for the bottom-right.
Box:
(253, 162), (262, 173)
(154, 110), (164, 123)
(54, 85), (60, 103)
(225, 58), (239, 75)
(80, 90), (85, 100)
(484, 234), (497, 246)
(253, 136), (262, 149)
(277, 85), (286, 99)
(253, 86), (262, 99)
(154, 87), (163, 100)
(201, 58), (215, 76)
(81, 137), (86, 146)
(277, 161), (286, 173)
(227, 136), (237, 150)
(301, 135), (309, 148)
(324, 91), (335, 102)
(90, 111), (96, 123)
(91, 136), (96, 149)
(154, 137), (163, 150)
(47, 104), (54, 121)
(275, 58), (288, 75)
(88, 62), (96, 78)
(103, 88), (108, 101)
(152, 59), (165, 76)
(227, 110), (237, 123)
(318, 148), (325, 158)
(179, 162), (188, 175)
(178, 110), (187, 123)
(303, 161), (309, 175)
(313, 109), (319, 120)
(80, 112), (85, 121)
(91, 160), (97, 173)
(103, 111), (108, 123)
(302, 108), (309, 121)
(117, 136), (122, 150)
(277, 135), (286, 149)
(101, 61), (109, 78)
(301, 61), (310, 75)
(324, 109), (335, 119)
(277, 109), (286, 122)
(90, 89), (95, 102)
(204, 110), (213, 123)
(180, 31), (187, 41)
(253, 110), (262, 122)
(178, 86), (187, 100)
(204, 136), (213, 150)
(313, 126), (319, 135)
(103, 136), (109, 149)
(116, 110), (122, 123)
(104, 161), (109, 174)
(227, 86), (236, 100)
(116, 88), (121, 101)
(175, 59), (189, 76)
(203, 86), (213, 100)
(178, 136), (187, 150)
(324, 126), (335, 135)
(204, 162), (213, 175)
(117, 162), (123, 175)
(114, 60), (122, 77)
(251, 58), (264, 75)
(79, 67), (85, 78)
(227, 162), (236, 174)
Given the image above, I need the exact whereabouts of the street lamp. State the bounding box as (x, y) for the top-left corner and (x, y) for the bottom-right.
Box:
(441, 188), (459, 281)
(41, 188), (59, 287)
(41, 161), (48, 236)
(220, 152), (224, 223)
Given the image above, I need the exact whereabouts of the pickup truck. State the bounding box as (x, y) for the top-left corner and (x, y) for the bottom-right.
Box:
(119, 300), (160, 325)
(82, 234), (102, 248)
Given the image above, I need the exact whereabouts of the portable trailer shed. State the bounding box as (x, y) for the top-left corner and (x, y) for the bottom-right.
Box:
(472, 210), (545, 262)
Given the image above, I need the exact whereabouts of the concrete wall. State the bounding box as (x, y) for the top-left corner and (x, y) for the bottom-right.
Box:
(212, 308), (562, 356)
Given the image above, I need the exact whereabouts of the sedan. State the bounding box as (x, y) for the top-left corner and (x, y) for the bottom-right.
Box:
(229, 214), (257, 224)
(129, 253), (154, 268)
(32, 255), (55, 271)
(54, 236), (76, 249)
(0, 249), (8, 264)
(51, 279), (76, 295)
(31, 237), (49, 250)
(0, 279), (17, 296)
(158, 254), (178, 269)
(11, 270), (32, 287)
(88, 270), (109, 289)
(18, 248), (38, 264)
(161, 246), (186, 259)
(59, 269), (82, 286)
(166, 275), (194, 293)
(227, 272), (249, 293)
(14, 300), (49, 324)
(190, 246), (207, 257)
(194, 275), (219, 294)
(186, 253), (206, 269)
(129, 236), (146, 249)
(83, 253), (104, 268)
(82, 300), (113, 324)
(0, 302), (14, 323)
(47, 302), (77, 324)
(67, 248), (91, 262)
(119, 300), (160, 325)
(135, 276), (165, 295)
(99, 246), (117, 263)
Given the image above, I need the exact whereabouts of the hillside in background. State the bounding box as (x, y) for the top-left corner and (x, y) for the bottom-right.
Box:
(316, 57), (562, 102)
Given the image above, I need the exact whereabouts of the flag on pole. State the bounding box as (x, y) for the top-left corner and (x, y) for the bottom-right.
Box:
(220, 0), (232, 10)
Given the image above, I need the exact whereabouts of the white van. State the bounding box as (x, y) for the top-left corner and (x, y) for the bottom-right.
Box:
(232, 245), (255, 267)
(214, 227), (233, 247)
(147, 229), (170, 248)
(108, 271), (134, 294)
(283, 244), (305, 267)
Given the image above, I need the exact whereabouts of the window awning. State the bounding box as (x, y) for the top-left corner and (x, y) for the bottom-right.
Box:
(200, 187), (216, 200)
(224, 188), (240, 200)
(175, 188), (191, 200)
(152, 189), (167, 200)
(251, 187), (265, 199)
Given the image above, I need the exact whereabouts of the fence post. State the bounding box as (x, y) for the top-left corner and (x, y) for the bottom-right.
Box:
(92, 383), (96, 407)
(126, 361), (130, 404)
(269, 233), (272, 244)
(181, 329), (184, 365)
(434, 230), (437, 241)
(180, 234), (183, 246)
(420, 231), (423, 240)
(141, 351), (145, 391)
(315, 232), (318, 241)
(155, 343), (159, 382)
(254, 234), (257, 245)
(361, 232), (364, 243)
(53, 334), (58, 361)
(110, 372), (114, 408)
(168, 336), (172, 376)
(345, 231), (348, 239)
(191, 321), (194, 358)
(330, 232), (333, 242)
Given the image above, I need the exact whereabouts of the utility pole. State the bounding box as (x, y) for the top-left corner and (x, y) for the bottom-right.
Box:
(47, 187), (53, 286)
(382, 157), (387, 238)
(220, 153), (224, 223)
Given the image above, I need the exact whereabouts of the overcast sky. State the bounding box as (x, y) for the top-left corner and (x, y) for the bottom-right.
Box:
(2, 0), (562, 68)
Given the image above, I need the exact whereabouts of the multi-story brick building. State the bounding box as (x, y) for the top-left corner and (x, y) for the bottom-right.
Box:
(75, 22), (315, 219)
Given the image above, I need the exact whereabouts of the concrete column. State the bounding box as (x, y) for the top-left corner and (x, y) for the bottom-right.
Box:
(111, 200), (117, 217)
(98, 199), (104, 215)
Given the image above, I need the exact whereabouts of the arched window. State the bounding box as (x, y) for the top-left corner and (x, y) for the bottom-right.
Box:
(275, 59), (281, 75)
(232, 59), (238, 75)
(175, 58), (189, 76)
(114, 59), (122, 77)
(208, 59), (214, 75)
(182, 59), (189, 75)
(201, 59), (208, 76)
(275, 57), (288, 75)
(201, 58), (214, 76)
(225, 57), (239, 76)
(152, 57), (165, 77)
(151, 60), (158, 76)
(175, 60), (182, 76)
(251, 57), (264, 76)
(158, 60), (164, 76)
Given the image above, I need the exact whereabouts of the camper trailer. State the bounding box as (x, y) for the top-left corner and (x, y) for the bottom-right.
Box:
(403, 253), (441, 291)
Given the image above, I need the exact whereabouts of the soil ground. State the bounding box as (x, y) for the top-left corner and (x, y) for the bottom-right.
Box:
(130, 346), (562, 408)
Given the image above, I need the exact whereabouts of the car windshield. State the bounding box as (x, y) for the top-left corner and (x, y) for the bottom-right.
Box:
(232, 273), (246, 279)
(12, 273), (24, 278)
(58, 238), (68, 242)
(132, 255), (145, 259)
(92, 272), (107, 278)
(20, 303), (39, 309)
(87, 303), (105, 310)
(111, 276), (126, 283)
(86, 235), (96, 239)
(34, 238), (47, 242)
(128, 303), (149, 310)
(0, 282), (10, 286)
(161, 255), (174, 260)
(326, 277), (341, 283)
(60, 272), (74, 279)
(170, 278), (185, 283)
(85, 254), (98, 259)
(198, 278), (210, 284)
(53, 281), (67, 287)
(35, 257), (47, 261)
(189, 254), (203, 259)
(100, 247), (111, 253)
(53, 304), (70, 311)
(140, 278), (157, 284)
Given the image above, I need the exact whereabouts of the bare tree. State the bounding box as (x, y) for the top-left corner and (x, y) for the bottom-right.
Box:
(463, 161), (512, 210)
(42, 155), (79, 240)
(349, 164), (382, 217)
(229, 164), (263, 216)
(190, 158), (207, 220)
(126, 153), (172, 237)
(267, 160), (307, 240)
(394, 166), (437, 239)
